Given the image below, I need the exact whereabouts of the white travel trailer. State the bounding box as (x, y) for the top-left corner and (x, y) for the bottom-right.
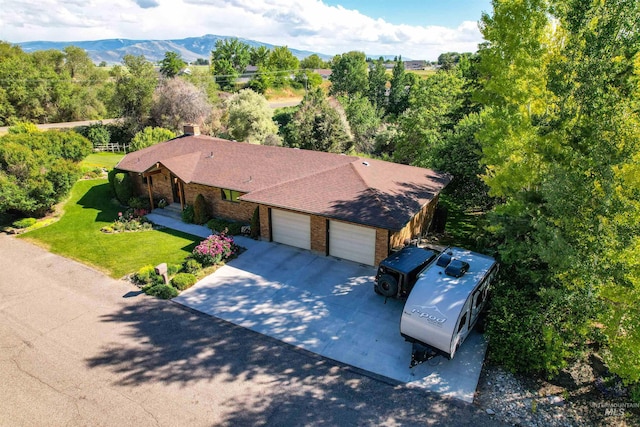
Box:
(400, 247), (498, 366)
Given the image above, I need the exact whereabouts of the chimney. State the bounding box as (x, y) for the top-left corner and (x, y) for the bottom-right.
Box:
(183, 124), (200, 136)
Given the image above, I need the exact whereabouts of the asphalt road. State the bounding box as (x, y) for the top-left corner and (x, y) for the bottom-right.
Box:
(0, 100), (299, 135)
(0, 234), (504, 426)
(0, 119), (119, 135)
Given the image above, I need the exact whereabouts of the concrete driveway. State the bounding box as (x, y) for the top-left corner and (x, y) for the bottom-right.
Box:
(0, 234), (502, 426)
(175, 237), (488, 402)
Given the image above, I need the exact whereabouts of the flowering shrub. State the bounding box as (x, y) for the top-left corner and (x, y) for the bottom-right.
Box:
(101, 208), (152, 233)
(191, 234), (237, 266)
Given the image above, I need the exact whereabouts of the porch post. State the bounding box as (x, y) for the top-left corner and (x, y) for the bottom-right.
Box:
(147, 176), (154, 210)
(178, 180), (185, 210)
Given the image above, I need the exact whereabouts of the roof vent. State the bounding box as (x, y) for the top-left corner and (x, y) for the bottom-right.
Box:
(206, 151), (213, 158)
(445, 259), (470, 278)
(436, 252), (452, 268)
(362, 161), (370, 166)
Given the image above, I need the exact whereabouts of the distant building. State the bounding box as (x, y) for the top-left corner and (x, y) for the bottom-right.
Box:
(313, 69), (332, 80)
(404, 60), (427, 70)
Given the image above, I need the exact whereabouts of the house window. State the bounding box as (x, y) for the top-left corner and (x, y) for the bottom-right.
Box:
(221, 189), (241, 202)
(143, 176), (152, 186)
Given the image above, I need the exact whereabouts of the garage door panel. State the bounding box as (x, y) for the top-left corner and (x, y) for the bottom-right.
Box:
(272, 209), (311, 250)
(329, 221), (376, 266)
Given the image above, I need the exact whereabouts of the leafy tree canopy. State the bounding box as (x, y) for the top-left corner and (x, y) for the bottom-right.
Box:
(211, 38), (251, 91)
(130, 126), (176, 152)
(0, 130), (91, 216)
(224, 89), (278, 144)
(159, 51), (186, 78)
(329, 51), (368, 98)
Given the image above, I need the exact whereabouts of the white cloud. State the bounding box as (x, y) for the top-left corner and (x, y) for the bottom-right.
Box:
(0, 0), (484, 59)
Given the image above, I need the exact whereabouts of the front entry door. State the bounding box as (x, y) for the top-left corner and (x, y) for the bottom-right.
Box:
(170, 174), (183, 205)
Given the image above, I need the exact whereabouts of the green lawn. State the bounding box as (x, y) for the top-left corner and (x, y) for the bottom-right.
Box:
(19, 179), (199, 278)
(81, 152), (125, 169)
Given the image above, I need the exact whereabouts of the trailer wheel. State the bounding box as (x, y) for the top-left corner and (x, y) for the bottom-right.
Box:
(378, 274), (398, 298)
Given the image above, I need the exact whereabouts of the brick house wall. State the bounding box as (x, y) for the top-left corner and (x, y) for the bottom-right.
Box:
(259, 205), (270, 240)
(183, 183), (257, 223)
(389, 194), (439, 249)
(310, 215), (327, 255)
(375, 229), (390, 266)
(129, 170), (173, 202)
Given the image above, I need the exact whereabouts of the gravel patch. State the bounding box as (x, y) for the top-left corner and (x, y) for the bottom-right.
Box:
(475, 359), (640, 426)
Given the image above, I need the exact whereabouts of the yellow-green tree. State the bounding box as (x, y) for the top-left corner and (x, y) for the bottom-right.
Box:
(478, 0), (640, 384)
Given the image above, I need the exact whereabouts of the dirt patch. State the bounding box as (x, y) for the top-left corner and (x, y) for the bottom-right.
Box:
(476, 354), (640, 426)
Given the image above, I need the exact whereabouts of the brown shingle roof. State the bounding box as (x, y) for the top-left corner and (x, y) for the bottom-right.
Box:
(116, 135), (451, 230)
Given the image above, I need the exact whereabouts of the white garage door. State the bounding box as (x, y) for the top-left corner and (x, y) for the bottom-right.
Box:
(271, 209), (311, 250)
(329, 220), (376, 266)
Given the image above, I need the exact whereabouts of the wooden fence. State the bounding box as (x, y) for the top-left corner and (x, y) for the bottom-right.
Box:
(93, 143), (129, 153)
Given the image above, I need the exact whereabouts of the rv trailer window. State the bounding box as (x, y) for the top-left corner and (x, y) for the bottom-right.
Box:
(474, 286), (486, 309)
(457, 313), (467, 333)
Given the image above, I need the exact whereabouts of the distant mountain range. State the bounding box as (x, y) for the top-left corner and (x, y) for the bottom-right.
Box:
(16, 34), (335, 64)
(16, 34), (407, 65)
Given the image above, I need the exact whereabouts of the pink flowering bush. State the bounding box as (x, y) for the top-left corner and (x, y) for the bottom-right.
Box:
(191, 234), (237, 266)
(101, 207), (151, 233)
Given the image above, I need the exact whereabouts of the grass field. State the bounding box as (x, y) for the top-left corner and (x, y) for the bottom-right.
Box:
(408, 69), (437, 79)
(81, 152), (125, 170)
(19, 179), (200, 278)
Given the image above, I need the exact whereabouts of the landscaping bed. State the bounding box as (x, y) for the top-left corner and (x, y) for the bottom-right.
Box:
(18, 179), (200, 278)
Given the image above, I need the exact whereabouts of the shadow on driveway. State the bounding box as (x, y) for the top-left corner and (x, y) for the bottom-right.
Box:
(86, 296), (500, 425)
(174, 237), (488, 403)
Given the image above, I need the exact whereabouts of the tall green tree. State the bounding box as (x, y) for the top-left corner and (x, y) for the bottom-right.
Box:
(387, 56), (410, 117)
(329, 51), (368, 98)
(284, 88), (350, 152)
(300, 54), (326, 70)
(250, 45), (270, 67)
(477, 0), (640, 383)
(266, 46), (299, 87)
(343, 94), (381, 154)
(159, 51), (186, 78)
(367, 57), (388, 111)
(63, 46), (93, 79)
(111, 55), (157, 129)
(394, 70), (465, 166)
(211, 38), (251, 91)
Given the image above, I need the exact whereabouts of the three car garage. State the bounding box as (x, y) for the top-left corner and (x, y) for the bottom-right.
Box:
(270, 209), (378, 266)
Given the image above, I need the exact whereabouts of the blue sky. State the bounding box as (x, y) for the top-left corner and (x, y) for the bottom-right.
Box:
(1, 0), (493, 60)
(324, 0), (492, 27)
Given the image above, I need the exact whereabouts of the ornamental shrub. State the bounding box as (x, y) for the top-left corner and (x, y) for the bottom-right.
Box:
(171, 273), (197, 291)
(113, 172), (133, 205)
(207, 217), (243, 235)
(143, 284), (178, 299)
(182, 205), (195, 223)
(192, 234), (237, 266)
(12, 217), (37, 229)
(193, 194), (209, 225)
(182, 258), (202, 274)
(167, 264), (182, 276)
(128, 196), (151, 210)
(133, 265), (161, 286)
(107, 168), (118, 196)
